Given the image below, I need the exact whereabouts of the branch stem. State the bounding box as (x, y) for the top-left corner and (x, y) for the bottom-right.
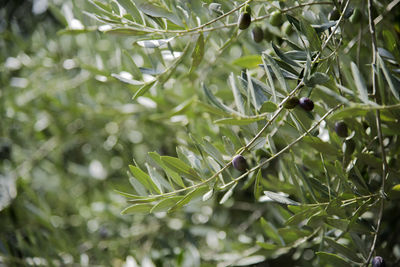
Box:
(364, 0), (389, 265)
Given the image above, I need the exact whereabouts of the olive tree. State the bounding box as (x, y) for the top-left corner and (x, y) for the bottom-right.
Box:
(77, 0), (400, 266)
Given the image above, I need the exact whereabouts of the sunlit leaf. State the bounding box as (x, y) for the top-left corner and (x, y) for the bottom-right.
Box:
(232, 55), (262, 69)
(263, 191), (300, 206)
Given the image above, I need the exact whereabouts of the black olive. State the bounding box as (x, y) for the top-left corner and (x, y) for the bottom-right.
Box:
(372, 256), (386, 267)
(232, 155), (248, 172)
(252, 26), (264, 43)
(335, 121), (348, 138)
(299, 97), (314, 111)
(238, 13), (251, 30)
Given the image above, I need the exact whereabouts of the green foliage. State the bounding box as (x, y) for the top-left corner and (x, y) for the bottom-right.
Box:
(2, 0), (400, 266)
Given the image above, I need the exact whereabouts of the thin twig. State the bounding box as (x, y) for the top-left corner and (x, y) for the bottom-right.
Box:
(137, 1), (351, 200)
(121, 2), (333, 36)
(364, 0), (389, 265)
(220, 104), (341, 189)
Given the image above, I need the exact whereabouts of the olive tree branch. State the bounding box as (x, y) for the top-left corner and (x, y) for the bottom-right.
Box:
(121, 1), (333, 36)
(220, 104), (341, 190)
(364, 0), (389, 265)
(130, 1), (348, 202)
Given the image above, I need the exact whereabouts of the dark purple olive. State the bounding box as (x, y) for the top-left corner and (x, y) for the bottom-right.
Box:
(299, 97), (314, 111)
(284, 97), (299, 109)
(335, 121), (348, 137)
(372, 256), (386, 267)
(329, 8), (340, 21)
(232, 155), (248, 172)
(238, 13), (251, 30)
(252, 26), (264, 43)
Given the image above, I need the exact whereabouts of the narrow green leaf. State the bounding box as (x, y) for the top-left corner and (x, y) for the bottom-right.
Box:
(350, 62), (369, 103)
(112, 73), (144, 85)
(260, 101), (278, 113)
(117, 0), (143, 23)
(136, 37), (174, 48)
(286, 206), (320, 226)
(326, 218), (349, 232)
(57, 27), (97, 35)
(219, 183), (237, 204)
(254, 170), (262, 200)
(300, 18), (321, 52)
(121, 203), (153, 214)
(324, 238), (362, 263)
(146, 163), (172, 192)
(129, 175), (147, 196)
(278, 228), (311, 245)
(262, 56), (277, 102)
(122, 50), (143, 79)
(114, 189), (152, 199)
(246, 70), (263, 111)
(263, 191), (300, 206)
(272, 43), (301, 67)
(168, 186), (208, 213)
(161, 156), (201, 181)
(129, 165), (161, 194)
(104, 27), (150, 35)
(307, 72), (330, 87)
(132, 80), (157, 100)
(150, 196), (184, 213)
(223, 136), (235, 156)
(201, 138), (225, 167)
(263, 54), (289, 93)
(302, 136), (340, 156)
(312, 21), (336, 33)
(256, 241), (278, 250)
(378, 53), (400, 100)
(190, 33), (205, 72)
(316, 85), (350, 104)
(229, 73), (245, 115)
(214, 117), (264, 125)
(148, 152), (185, 187)
(239, 74), (285, 98)
(202, 189), (214, 201)
(260, 217), (284, 245)
(232, 55), (262, 69)
(131, 0), (183, 26)
(316, 252), (352, 267)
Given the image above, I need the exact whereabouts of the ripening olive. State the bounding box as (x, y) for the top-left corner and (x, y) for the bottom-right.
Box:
(329, 8), (340, 20)
(232, 155), (248, 172)
(252, 26), (264, 43)
(238, 12), (251, 30)
(372, 256), (386, 267)
(335, 121), (348, 138)
(270, 10), (283, 26)
(284, 97), (299, 109)
(299, 97), (314, 111)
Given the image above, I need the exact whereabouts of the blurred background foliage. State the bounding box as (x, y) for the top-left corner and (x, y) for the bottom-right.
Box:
(0, 0), (210, 266)
(1, 0), (400, 266)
